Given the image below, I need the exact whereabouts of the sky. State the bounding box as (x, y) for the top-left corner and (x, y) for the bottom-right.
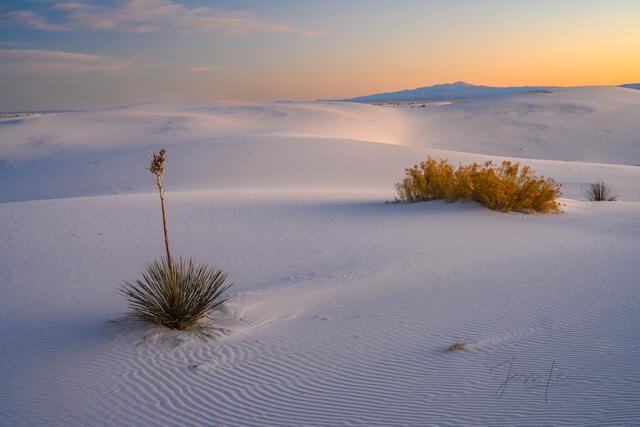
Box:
(0, 0), (639, 111)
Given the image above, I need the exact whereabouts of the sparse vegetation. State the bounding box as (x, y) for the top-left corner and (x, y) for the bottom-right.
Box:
(447, 341), (466, 351)
(120, 149), (232, 330)
(120, 257), (231, 330)
(582, 181), (618, 201)
(395, 156), (562, 213)
(149, 149), (173, 271)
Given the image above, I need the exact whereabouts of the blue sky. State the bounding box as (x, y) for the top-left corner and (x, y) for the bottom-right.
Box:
(1, 0), (639, 110)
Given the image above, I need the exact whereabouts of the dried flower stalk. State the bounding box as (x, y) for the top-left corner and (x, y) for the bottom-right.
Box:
(149, 149), (173, 272)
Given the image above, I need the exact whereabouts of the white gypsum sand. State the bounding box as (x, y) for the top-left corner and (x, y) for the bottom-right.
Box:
(1, 87), (639, 426)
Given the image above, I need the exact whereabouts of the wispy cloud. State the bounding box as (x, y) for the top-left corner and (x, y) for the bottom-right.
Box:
(189, 65), (223, 72)
(0, 49), (127, 75)
(3, 0), (299, 36)
(299, 30), (324, 38)
(51, 2), (88, 11)
(2, 10), (70, 31)
(174, 6), (292, 35)
(0, 41), (26, 47)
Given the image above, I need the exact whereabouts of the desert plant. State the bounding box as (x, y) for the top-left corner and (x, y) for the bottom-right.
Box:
(120, 149), (232, 330)
(149, 149), (173, 271)
(469, 161), (561, 213)
(582, 181), (618, 201)
(120, 257), (231, 330)
(447, 341), (466, 351)
(395, 156), (561, 213)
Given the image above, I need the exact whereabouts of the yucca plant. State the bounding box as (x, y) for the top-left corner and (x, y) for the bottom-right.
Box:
(120, 257), (231, 330)
(120, 149), (232, 330)
(582, 181), (618, 201)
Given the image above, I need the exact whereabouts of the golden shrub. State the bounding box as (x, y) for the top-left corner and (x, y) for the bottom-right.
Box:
(395, 157), (561, 213)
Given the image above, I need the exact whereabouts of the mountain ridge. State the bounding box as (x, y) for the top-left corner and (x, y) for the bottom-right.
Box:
(328, 82), (640, 103)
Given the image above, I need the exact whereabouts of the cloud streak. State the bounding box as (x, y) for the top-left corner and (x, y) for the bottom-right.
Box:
(2, 10), (70, 31)
(3, 0), (301, 36)
(0, 49), (127, 75)
(51, 2), (88, 11)
(189, 66), (223, 72)
(299, 30), (324, 38)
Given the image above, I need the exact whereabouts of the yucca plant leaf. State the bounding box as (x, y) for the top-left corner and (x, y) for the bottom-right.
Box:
(120, 257), (232, 330)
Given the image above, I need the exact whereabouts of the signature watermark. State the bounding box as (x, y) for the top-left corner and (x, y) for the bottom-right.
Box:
(490, 357), (569, 403)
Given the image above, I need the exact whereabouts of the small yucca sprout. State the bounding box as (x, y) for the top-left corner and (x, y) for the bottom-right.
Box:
(582, 181), (618, 201)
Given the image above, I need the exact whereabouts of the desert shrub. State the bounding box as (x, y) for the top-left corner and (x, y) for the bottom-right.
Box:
(120, 149), (232, 330)
(447, 341), (466, 351)
(120, 257), (231, 330)
(469, 161), (561, 213)
(395, 156), (561, 213)
(582, 181), (618, 201)
(395, 157), (465, 202)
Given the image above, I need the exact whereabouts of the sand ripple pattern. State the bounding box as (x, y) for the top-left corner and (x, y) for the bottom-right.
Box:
(2, 195), (640, 426)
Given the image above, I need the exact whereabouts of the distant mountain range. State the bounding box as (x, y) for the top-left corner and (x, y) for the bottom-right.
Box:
(330, 81), (640, 103)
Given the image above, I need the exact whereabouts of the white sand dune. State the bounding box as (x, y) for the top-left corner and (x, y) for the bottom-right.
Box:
(1, 87), (640, 425)
(403, 86), (640, 165)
